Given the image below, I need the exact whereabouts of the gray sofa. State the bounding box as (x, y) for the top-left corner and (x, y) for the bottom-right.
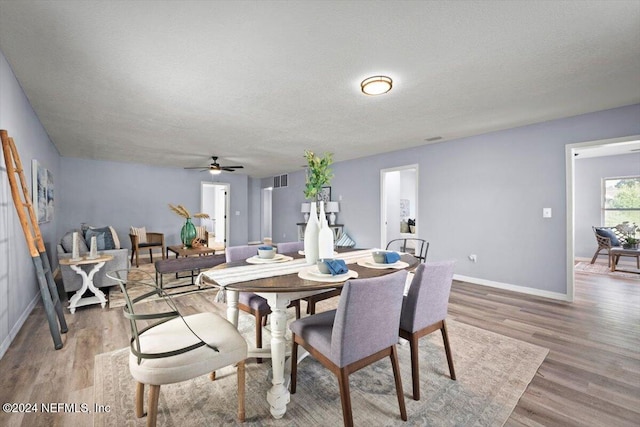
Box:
(57, 228), (129, 293)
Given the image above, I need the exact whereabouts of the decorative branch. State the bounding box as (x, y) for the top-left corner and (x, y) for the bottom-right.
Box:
(168, 203), (209, 219)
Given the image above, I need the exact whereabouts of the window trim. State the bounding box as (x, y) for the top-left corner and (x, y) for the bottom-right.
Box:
(601, 175), (640, 226)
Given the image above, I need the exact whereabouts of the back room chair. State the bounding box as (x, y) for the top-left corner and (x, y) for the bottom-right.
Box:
(399, 260), (457, 400)
(386, 237), (429, 263)
(225, 245), (300, 363)
(107, 269), (247, 427)
(130, 226), (166, 268)
(290, 270), (408, 426)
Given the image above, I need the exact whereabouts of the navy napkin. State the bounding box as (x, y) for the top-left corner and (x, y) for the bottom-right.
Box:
(324, 259), (348, 275)
(384, 251), (401, 264)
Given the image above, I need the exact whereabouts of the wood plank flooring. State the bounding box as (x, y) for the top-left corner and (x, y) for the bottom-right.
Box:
(0, 268), (638, 426)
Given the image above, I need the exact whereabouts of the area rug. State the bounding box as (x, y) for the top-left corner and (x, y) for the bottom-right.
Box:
(108, 260), (224, 308)
(94, 318), (548, 426)
(574, 261), (639, 279)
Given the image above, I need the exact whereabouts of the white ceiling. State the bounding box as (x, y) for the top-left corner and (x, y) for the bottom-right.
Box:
(0, 1), (639, 177)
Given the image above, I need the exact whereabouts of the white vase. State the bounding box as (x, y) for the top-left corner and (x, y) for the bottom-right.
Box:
(304, 201), (320, 265)
(318, 201), (334, 259)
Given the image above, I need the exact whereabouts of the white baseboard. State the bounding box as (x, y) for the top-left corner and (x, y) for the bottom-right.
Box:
(453, 274), (571, 302)
(0, 292), (40, 360)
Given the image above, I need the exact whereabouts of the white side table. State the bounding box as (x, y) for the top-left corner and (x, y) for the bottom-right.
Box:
(59, 254), (113, 313)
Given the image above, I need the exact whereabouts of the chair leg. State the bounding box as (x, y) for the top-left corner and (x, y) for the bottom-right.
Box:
(237, 360), (245, 422)
(309, 300), (316, 315)
(337, 367), (354, 427)
(147, 384), (160, 427)
(131, 249), (135, 268)
(135, 382), (145, 418)
(441, 320), (456, 380)
(256, 314), (263, 364)
(290, 338), (298, 394)
(390, 345), (407, 421)
(591, 248), (601, 264)
(294, 300), (301, 319)
(149, 248), (153, 264)
(408, 333), (421, 400)
(135, 247), (140, 268)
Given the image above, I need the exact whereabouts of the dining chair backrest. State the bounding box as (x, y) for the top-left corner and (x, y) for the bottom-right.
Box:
(400, 261), (455, 333)
(276, 241), (304, 254)
(332, 270), (407, 367)
(386, 238), (429, 263)
(225, 245), (259, 263)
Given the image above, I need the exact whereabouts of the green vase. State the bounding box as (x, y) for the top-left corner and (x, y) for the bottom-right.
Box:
(181, 218), (197, 248)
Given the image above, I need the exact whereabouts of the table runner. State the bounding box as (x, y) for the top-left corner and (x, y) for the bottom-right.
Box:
(198, 249), (376, 301)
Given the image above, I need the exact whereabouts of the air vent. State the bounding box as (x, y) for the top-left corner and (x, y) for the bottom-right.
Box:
(273, 174), (288, 188)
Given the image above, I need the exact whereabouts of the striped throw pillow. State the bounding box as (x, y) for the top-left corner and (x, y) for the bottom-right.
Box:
(335, 232), (355, 248)
(130, 226), (147, 244)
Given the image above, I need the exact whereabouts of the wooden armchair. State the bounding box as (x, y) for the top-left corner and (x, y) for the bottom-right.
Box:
(591, 226), (622, 266)
(130, 229), (165, 267)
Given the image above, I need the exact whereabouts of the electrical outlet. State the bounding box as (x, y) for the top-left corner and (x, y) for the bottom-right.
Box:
(469, 254), (477, 262)
(543, 208), (552, 218)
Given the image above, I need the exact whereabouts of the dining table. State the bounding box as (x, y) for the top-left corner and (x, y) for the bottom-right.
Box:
(199, 248), (419, 419)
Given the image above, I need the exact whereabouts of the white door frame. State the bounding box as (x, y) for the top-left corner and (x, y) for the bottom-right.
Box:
(564, 134), (640, 302)
(201, 181), (230, 247)
(380, 164), (419, 249)
(261, 187), (273, 241)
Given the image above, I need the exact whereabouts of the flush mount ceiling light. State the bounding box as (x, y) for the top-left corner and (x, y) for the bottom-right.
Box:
(361, 75), (392, 95)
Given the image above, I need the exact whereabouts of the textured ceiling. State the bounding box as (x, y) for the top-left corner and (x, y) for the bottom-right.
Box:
(0, 1), (639, 177)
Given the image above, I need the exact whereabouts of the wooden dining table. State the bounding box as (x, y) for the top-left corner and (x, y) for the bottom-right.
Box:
(200, 249), (419, 419)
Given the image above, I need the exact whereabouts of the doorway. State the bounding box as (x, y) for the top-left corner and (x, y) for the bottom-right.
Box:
(565, 134), (640, 302)
(261, 187), (273, 242)
(380, 164), (419, 249)
(200, 182), (230, 250)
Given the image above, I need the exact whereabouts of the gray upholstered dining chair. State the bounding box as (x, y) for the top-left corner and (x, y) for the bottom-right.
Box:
(290, 270), (408, 427)
(399, 260), (456, 400)
(107, 269), (247, 427)
(225, 245), (300, 363)
(275, 240), (304, 254)
(276, 240), (341, 315)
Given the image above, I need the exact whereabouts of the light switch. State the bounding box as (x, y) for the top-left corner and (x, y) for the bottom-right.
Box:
(543, 208), (552, 218)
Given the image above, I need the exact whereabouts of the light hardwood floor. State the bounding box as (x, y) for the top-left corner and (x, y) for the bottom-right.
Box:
(0, 268), (638, 426)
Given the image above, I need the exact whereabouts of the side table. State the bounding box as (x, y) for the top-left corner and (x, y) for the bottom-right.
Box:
(59, 254), (113, 313)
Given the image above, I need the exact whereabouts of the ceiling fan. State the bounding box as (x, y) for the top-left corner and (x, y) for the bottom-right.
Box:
(184, 156), (244, 175)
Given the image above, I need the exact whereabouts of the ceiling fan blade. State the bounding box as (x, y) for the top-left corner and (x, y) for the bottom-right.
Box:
(221, 167), (237, 172)
(222, 165), (243, 169)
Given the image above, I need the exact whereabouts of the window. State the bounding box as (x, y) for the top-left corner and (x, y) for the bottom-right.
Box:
(602, 176), (640, 226)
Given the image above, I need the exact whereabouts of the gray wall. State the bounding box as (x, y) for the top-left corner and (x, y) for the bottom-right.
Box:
(271, 104), (640, 295)
(0, 49), (61, 356)
(58, 157), (251, 249)
(574, 153), (640, 258)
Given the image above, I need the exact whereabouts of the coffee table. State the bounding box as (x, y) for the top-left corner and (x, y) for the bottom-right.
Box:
(166, 244), (217, 258)
(609, 247), (640, 273)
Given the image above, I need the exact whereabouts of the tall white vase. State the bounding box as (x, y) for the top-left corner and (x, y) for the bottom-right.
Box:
(304, 201), (320, 265)
(318, 201), (334, 259)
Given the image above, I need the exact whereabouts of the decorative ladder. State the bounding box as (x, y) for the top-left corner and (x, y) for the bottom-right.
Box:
(1, 130), (68, 349)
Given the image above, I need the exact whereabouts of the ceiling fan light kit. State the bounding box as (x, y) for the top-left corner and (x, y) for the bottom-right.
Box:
(361, 75), (393, 95)
(183, 156), (244, 174)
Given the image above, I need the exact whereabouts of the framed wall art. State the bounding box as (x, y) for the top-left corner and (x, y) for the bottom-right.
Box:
(32, 159), (53, 223)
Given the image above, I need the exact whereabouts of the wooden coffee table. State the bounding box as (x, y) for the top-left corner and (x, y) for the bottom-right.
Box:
(166, 245), (217, 258)
(609, 247), (640, 273)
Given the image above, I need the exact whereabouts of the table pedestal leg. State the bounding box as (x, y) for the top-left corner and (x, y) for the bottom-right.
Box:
(68, 262), (107, 313)
(226, 289), (239, 327)
(265, 294), (291, 419)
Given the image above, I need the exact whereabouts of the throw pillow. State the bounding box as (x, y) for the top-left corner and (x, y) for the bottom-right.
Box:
(61, 230), (90, 253)
(400, 221), (409, 233)
(595, 227), (621, 247)
(89, 226), (116, 250)
(109, 226), (121, 249)
(84, 229), (106, 251)
(130, 226), (147, 244)
(335, 232), (356, 248)
(196, 226), (207, 241)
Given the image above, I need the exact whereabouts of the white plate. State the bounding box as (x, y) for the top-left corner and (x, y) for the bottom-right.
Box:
(356, 259), (409, 270)
(246, 254), (293, 264)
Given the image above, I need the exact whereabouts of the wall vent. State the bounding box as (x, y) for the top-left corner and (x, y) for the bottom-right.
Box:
(273, 174), (288, 188)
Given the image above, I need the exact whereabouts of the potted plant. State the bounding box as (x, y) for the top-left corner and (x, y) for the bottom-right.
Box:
(623, 235), (638, 249)
(302, 151), (334, 263)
